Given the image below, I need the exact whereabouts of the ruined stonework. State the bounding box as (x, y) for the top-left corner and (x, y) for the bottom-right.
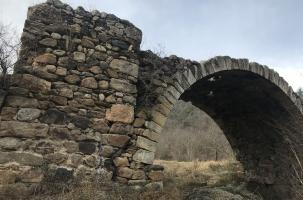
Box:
(1, 0), (303, 199)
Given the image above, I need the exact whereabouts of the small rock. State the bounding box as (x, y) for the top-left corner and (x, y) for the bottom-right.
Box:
(0, 137), (22, 150)
(84, 155), (99, 167)
(100, 145), (114, 157)
(55, 67), (67, 76)
(81, 77), (98, 89)
(0, 121), (49, 138)
(59, 88), (73, 98)
(134, 118), (145, 127)
(17, 108), (41, 121)
(46, 65), (57, 73)
(99, 93), (105, 101)
(73, 51), (86, 62)
(95, 45), (106, 52)
(70, 154), (83, 167)
(110, 59), (139, 77)
(51, 33), (61, 39)
(89, 66), (102, 74)
(101, 134), (130, 147)
(81, 38), (95, 48)
(106, 104), (134, 124)
(64, 141), (79, 153)
(53, 50), (66, 56)
(35, 53), (57, 64)
(39, 38), (57, 47)
(79, 142), (96, 155)
(114, 157), (129, 167)
(117, 167), (133, 179)
(148, 171), (164, 181)
(98, 80), (109, 89)
(65, 74), (80, 84)
(110, 78), (137, 94)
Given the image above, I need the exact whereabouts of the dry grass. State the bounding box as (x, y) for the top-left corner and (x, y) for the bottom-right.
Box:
(25, 160), (247, 200)
(155, 159), (244, 187)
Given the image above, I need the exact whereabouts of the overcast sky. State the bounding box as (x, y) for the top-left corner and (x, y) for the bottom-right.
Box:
(0, 0), (302, 90)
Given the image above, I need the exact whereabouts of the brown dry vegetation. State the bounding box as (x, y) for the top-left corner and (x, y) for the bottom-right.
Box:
(155, 100), (235, 162)
(27, 160), (261, 200)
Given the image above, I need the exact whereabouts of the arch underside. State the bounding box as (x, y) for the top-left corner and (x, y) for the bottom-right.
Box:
(178, 70), (303, 199)
(144, 56), (303, 200)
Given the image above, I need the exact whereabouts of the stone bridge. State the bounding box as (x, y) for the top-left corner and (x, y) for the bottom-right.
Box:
(1, 1), (303, 199)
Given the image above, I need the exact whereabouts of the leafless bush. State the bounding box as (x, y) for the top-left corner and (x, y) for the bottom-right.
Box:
(0, 22), (20, 88)
(155, 100), (235, 161)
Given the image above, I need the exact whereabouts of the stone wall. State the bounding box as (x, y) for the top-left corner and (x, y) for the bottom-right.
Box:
(0, 0), (159, 196)
(1, 0), (303, 199)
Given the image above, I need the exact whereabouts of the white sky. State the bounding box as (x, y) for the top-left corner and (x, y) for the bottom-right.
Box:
(0, 0), (302, 90)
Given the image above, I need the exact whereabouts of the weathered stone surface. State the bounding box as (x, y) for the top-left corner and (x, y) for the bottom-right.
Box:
(0, 121), (49, 138)
(91, 119), (109, 133)
(56, 67), (67, 76)
(114, 157), (129, 167)
(0, 170), (17, 184)
(106, 104), (134, 124)
(53, 49), (65, 56)
(59, 88), (73, 98)
(65, 74), (80, 84)
(35, 53), (57, 64)
(15, 74), (51, 93)
(148, 171), (164, 181)
(0, 152), (43, 166)
(100, 145), (114, 157)
(136, 136), (157, 152)
(51, 32), (61, 39)
(101, 134), (130, 147)
(81, 38), (95, 48)
(64, 141), (79, 153)
(17, 108), (41, 121)
(71, 116), (90, 129)
(79, 141), (96, 154)
(73, 51), (86, 62)
(34, 140), (55, 154)
(133, 118), (145, 128)
(109, 78), (137, 94)
(84, 155), (99, 167)
(142, 129), (160, 142)
(0, 89), (7, 108)
(133, 149), (154, 164)
(151, 110), (167, 127)
(1, 107), (17, 120)
(109, 123), (133, 134)
(40, 109), (68, 124)
(89, 66), (102, 74)
(20, 168), (43, 183)
(117, 167), (133, 179)
(6, 96), (38, 108)
(45, 152), (68, 164)
(81, 77), (98, 89)
(39, 38), (57, 47)
(95, 45), (106, 52)
(70, 154), (83, 167)
(132, 170), (146, 180)
(98, 80), (109, 89)
(109, 59), (139, 77)
(145, 181), (163, 191)
(50, 95), (68, 105)
(0, 137), (22, 150)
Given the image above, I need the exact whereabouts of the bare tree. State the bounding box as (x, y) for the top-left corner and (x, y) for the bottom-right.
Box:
(297, 88), (303, 98)
(0, 22), (20, 88)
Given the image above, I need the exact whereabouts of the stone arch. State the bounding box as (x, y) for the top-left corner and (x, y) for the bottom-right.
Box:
(136, 56), (303, 199)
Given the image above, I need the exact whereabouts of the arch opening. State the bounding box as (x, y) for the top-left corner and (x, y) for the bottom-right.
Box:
(166, 69), (303, 199)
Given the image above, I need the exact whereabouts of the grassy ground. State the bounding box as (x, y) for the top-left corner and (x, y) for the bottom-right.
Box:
(26, 160), (262, 200)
